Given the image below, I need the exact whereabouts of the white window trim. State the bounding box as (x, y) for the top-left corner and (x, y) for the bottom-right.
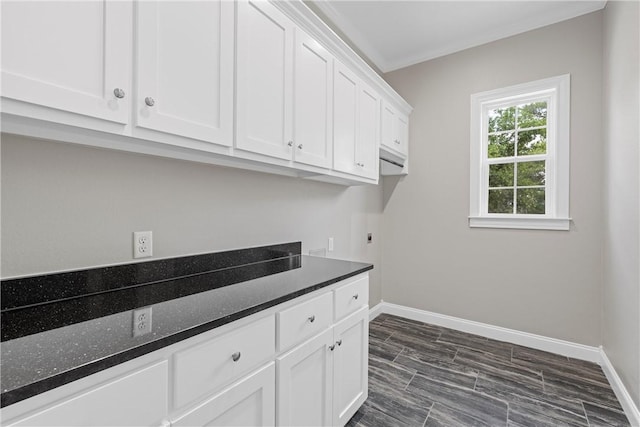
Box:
(469, 74), (571, 231)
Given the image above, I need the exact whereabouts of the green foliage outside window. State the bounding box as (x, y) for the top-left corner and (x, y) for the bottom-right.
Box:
(487, 101), (547, 214)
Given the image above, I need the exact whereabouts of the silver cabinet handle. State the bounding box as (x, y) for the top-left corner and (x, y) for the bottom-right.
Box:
(329, 344), (335, 351)
(113, 88), (125, 99)
(336, 339), (342, 347)
(287, 141), (294, 147)
(394, 139), (400, 144)
(356, 162), (364, 167)
(145, 97), (155, 107)
(297, 144), (303, 150)
(353, 294), (359, 300)
(231, 351), (241, 362)
(308, 315), (315, 323)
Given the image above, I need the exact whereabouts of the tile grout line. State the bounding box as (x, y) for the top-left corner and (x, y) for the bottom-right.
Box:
(581, 401), (592, 427)
(404, 372), (417, 391)
(422, 403), (434, 427)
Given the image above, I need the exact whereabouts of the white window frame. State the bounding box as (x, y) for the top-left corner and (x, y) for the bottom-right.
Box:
(469, 74), (571, 231)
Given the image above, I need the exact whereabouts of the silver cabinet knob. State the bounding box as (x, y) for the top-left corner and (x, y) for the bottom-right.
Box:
(297, 144), (303, 150)
(356, 162), (364, 167)
(287, 141), (294, 147)
(394, 139), (400, 144)
(231, 351), (241, 362)
(336, 339), (342, 347)
(353, 294), (359, 300)
(329, 344), (335, 351)
(113, 88), (125, 99)
(145, 97), (155, 107)
(308, 315), (315, 323)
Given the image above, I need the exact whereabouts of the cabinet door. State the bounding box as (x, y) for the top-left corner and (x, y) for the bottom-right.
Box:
(236, 0), (294, 160)
(172, 363), (275, 427)
(1, 1), (131, 124)
(333, 62), (359, 175)
(277, 328), (334, 426)
(356, 83), (380, 179)
(292, 29), (333, 168)
(397, 113), (409, 157)
(136, 1), (233, 146)
(8, 362), (168, 427)
(380, 101), (400, 154)
(332, 307), (369, 427)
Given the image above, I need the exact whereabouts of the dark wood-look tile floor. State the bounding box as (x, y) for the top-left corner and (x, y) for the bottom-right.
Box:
(347, 314), (631, 427)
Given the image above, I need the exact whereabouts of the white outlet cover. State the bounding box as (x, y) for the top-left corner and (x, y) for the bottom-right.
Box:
(133, 231), (153, 259)
(132, 306), (152, 337)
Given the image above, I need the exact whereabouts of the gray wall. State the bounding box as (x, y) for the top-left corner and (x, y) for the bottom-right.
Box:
(382, 12), (604, 346)
(1, 134), (384, 305)
(602, 0), (640, 408)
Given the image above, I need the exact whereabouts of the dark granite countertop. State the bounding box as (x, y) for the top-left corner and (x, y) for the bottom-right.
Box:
(0, 243), (372, 407)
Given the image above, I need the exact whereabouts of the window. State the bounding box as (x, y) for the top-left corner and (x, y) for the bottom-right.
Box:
(469, 75), (571, 230)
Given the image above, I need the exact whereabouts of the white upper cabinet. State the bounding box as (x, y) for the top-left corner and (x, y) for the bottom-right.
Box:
(333, 61), (379, 180)
(292, 29), (334, 169)
(1, 1), (132, 124)
(333, 63), (359, 175)
(236, 2), (334, 169)
(1, 0), (411, 184)
(236, 0), (294, 160)
(381, 101), (409, 159)
(356, 82), (380, 180)
(135, 1), (234, 146)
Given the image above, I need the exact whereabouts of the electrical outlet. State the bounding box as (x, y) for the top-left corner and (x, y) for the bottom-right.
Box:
(328, 237), (334, 252)
(132, 306), (152, 337)
(133, 231), (153, 259)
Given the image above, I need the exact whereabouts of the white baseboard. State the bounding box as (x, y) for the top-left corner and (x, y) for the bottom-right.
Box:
(369, 302), (640, 425)
(377, 302), (601, 362)
(369, 301), (384, 321)
(600, 348), (640, 426)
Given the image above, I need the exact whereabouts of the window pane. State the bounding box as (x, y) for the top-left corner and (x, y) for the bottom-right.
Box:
(517, 161), (546, 186)
(488, 106), (515, 133)
(489, 163), (514, 187)
(488, 132), (515, 158)
(517, 128), (547, 155)
(516, 188), (545, 214)
(488, 189), (514, 213)
(517, 101), (547, 129)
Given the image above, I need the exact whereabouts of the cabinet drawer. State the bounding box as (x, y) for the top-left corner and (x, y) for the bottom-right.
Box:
(173, 315), (276, 409)
(277, 292), (333, 351)
(8, 361), (168, 427)
(334, 276), (368, 321)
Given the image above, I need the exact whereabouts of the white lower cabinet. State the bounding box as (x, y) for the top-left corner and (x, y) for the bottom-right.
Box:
(171, 363), (276, 427)
(277, 328), (334, 426)
(7, 361), (169, 427)
(3, 274), (369, 427)
(332, 307), (369, 426)
(276, 306), (369, 427)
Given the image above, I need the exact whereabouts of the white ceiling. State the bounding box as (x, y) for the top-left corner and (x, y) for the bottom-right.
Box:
(311, 1), (607, 73)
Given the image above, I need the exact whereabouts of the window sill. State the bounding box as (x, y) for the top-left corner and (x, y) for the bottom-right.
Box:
(469, 216), (571, 231)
